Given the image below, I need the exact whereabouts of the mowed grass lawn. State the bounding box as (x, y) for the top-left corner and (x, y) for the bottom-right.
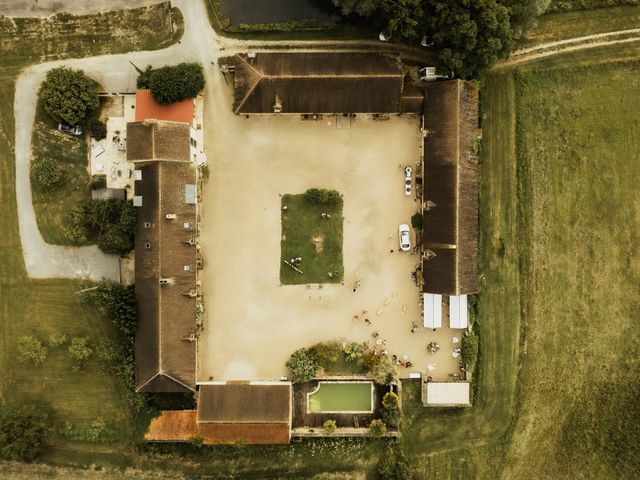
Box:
(31, 105), (93, 246)
(501, 61), (640, 480)
(280, 194), (344, 285)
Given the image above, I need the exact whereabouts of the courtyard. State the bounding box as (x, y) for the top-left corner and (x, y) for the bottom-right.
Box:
(197, 99), (461, 381)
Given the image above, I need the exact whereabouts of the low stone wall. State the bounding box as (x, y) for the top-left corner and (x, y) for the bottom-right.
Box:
(291, 427), (399, 438)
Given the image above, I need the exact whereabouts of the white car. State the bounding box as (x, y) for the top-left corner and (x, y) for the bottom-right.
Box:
(399, 224), (411, 252)
(379, 31), (391, 42)
(404, 166), (412, 196)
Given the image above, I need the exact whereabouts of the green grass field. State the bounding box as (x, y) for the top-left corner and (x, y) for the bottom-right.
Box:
(30, 106), (93, 246)
(280, 194), (344, 285)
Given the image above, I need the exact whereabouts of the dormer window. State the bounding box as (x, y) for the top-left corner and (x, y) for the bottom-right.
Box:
(144, 242), (151, 249)
(184, 265), (191, 272)
(144, 222), (151, 228)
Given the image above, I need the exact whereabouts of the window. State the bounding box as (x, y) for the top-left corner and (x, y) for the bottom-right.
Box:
(183, 222), (191, 229)
(184, 265), (191, 272)
(144, 222), (151, 229)
(144, 242), (151, 249)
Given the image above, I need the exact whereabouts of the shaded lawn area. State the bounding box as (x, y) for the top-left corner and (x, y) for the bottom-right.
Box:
(280, 194), (344, 285)
(31, 104), (94, 246)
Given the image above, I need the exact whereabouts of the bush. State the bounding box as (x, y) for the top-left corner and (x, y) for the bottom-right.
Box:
(362, 352), (397, 385)
(286, 348), (319, 382)
(0, 405), (50, 461)
(89, 176), (106, 190)
(381, 408), (401, 428)
(322, 419), (337, 434)
(411, 212), (423, 230)
(84, 118), (107, 140)
(461, 332), (479, 372)
(144, 63), (205, 105)
(304, 188), (342, 205)
(309, 341), (342, 365)
(31, 158), (62, 189)
(68, 337), (93, 372)
(81, 281), (138, 339)
(48, 331), (67, 348)
(344, 342), (364, 362)
(382, 392), (399, 410)
(39, 67), (99, 125)
(16, 335), (48, 366)
(369, 419), (387, 437)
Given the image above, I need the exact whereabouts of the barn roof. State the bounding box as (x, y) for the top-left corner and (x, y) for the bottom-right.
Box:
(133, 156), (198, 393)
(232, 52), (405, 114)
(135, 89), (194, 124)
(127, 120), (191, 162)
(422, 80), (479, 295)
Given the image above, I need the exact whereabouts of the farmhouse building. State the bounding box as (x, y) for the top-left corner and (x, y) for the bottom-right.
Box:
(421, 79), (479, 296)
(129, 120), (199, 393)
(230, 52), (423, 114)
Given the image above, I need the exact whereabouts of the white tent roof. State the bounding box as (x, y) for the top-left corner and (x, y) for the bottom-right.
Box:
(425, 382), (470, 406)
(449, 294), (468, 329)
(423, 293), (442, 328)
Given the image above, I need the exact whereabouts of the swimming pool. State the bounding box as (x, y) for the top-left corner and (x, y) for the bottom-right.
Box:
(307, 381), (373, 413)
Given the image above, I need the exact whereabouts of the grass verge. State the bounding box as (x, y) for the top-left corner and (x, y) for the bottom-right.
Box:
(280, 194), (344, 285)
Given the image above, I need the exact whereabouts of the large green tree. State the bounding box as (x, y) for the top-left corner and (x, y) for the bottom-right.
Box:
(38, 67), (99, 125)
(0, 405), (50, 461)
(137, 62), (205, 105)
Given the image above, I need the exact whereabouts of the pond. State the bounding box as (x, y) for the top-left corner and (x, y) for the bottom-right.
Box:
(221, 0), (340, 25)
(307, 381), (373, 413)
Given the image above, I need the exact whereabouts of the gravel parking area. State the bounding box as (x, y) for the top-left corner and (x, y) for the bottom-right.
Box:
(197, 104), (439, 381)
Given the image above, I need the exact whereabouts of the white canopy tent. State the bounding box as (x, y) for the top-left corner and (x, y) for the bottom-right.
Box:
(425, 382), (470, 406)
(423, 293), (442, 328)
(449, 294), (468, 329)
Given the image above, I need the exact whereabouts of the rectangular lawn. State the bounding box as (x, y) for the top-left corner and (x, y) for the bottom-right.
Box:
(280, 193), (343, 285)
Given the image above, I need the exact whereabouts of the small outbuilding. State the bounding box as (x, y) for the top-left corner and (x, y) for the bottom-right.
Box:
(423, 381), (470, 407)
(423, 293), (443, 329)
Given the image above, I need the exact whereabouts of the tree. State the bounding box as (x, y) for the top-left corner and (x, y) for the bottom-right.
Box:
(16, 335), (48, 366)
(323, 419), (337, 434)
(286, 348), (319, 382)
(31, 158), (63, 189)
(81, 281), (138, 339)
(84, 118), (107, 140)
(422, 0), (514, 79)
(0, 405), (50, 461)
(38, 67), (99, 125)
(382, 391), (399, 410)
(345, 342), (364, 362)
(363, 352), (397, 385)
(502, 0), (550, 37)
(304, 188), (342, 205)
(68, 337), (93, 372)
(369, 419), (387, 436)
(381, 407), (401, 428)
(145, 63), (205, 105)
(332, 0), (422, 38)
(309, 341), (342, 365)
(411, 212), (423, 230)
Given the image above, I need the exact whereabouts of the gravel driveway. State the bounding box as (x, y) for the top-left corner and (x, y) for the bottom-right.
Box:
(0, 0), (161, 17)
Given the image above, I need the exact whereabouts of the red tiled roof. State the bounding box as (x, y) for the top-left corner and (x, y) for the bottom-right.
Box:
(135, 89), (194, 124)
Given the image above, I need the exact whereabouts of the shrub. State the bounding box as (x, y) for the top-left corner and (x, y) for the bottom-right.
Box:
(68, 337), (93, 372)
(309, 341), (342, 365)
(16, 335), (48, 366)
(363, 352), (397, 385)
(38, 67), (99, 125)
(145, 62), (205, 105)
(81, 281), (138, 339)
(84, 118), (107, 140)
(322, 419), (337, 434)
(0, 405), (50, 461)
(286, 348), (319, 382)
(304, 188), (342, 205)
(369, 419), (387, 437)
(382, 392), (399, 410)
(136, 65), (153, 89)
(89, 176), (106, 190)
(381, 408), (401, 428)
(461, 332), (479, 372)
(31, 158), (62, 189)
(48, 331), (67, 348)
(411, 212), (423, 230)
(344, 342), (364, 362)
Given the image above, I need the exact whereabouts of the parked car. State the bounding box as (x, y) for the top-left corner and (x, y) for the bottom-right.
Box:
(404, 166), (412, 196)
(420, 36), (434, 47)
(379, 30), (391, 42)
(399, 224), (411, 252)
(58, 123), (82, 136)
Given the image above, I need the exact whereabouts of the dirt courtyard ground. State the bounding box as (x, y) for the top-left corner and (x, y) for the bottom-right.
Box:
(198, 87), (461, 381)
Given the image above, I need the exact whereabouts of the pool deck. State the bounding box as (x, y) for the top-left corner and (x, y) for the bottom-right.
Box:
(293, 380), (388, 428)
